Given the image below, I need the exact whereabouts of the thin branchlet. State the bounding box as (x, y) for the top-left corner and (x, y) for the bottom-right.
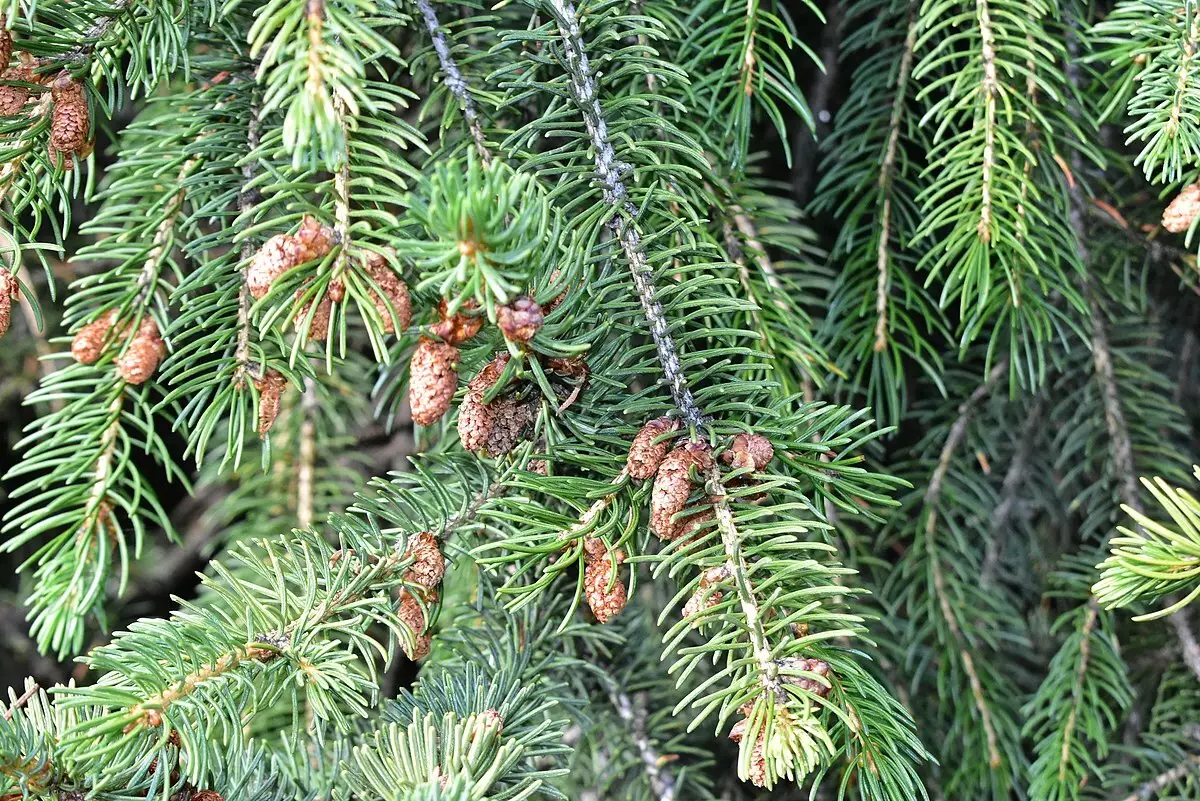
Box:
(923, 358), (1009, 770)
(874, 4), (919, 352)
(605, 683), (678, 801)
(415, 0), (492, 166)
(547, 0), (703, 427)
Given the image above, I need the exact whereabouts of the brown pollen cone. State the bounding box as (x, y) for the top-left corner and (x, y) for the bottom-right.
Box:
(293, 215), (334, 261)
(458, 354), (509, 453)
(778, 656), (832, 697)
(544, 268), (568, 312)
(650, 442), (713, 540)
(191, 793), (224, 801)
(295, 289), (333, 341)
(497, 296), (543, 343)
(0, 30), (12, 68)
(682, 587), (723, 622)
(398, 588), (436, 660)
(115, 317), (165, 385)
(71, 309), (119, 364)
(247, 234), (304, 299)
(0, 269), (16, 337)
(409, 338), (459, 425)
(49, 72), (89, 155)
(0, 66), (33, 116)
(584, 550), (627, 624)
(483, 395), (533, 457)
(1164, 184), (1200, 233)
(364, 249), (411, 334)
(626, 416), (680, 479)
(722, 433), (775, 472)
(253, 369), (287, 438)
(430, 298), (483, 344)
(402, 531), (445, 589)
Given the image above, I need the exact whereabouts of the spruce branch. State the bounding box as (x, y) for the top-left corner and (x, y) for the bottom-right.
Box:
(414, 0), (491, 166)
(1119, 755), (1200, 801)
(922, 358), (1009, 771)
(544, 0), (702, 428)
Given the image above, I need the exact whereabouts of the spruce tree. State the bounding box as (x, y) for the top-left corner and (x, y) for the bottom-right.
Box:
(0, 0), (1199, 798)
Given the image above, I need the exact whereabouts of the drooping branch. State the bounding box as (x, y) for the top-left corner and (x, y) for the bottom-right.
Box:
(922, 358), (1009, 770)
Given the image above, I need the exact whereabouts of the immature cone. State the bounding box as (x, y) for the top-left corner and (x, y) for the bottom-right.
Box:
(71, 309), (118, 364)
(430, 298), (483, 344)
(0, 67), (32, 116)
(409, 338), (459, 425)
(293, 215), (334, 261)
(254, 369), (287, 437)
(0, 269), (16, 337)
(626, 416), (679, 479)
(484, 396), (533, 457)
(1164, 184), (1200, 233)
(49, 72), (89, 155)
(497, 296), (543, 343)
(403, 531), (445, 589)
(115, 317), (165, 385)
(584, 552), (627, 624)
(364, 249), (411, 334)
(650, 442), (713, 540)
(722, 433), (775, 472)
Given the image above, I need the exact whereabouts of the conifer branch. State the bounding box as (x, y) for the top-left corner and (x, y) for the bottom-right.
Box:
(1119, 755), (1200, 801)
(923, 357), (1008, 770)
(233, 104), (261, 388)
(605, 684), (678, 801)
(415, 0), (492, 166)
(546, 0), (702, 428)
(296, 379), (318, 531)
(874, 6), (919, 353)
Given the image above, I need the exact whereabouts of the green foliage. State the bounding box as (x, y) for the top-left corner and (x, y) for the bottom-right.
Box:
(1096, 467), (1200, 617)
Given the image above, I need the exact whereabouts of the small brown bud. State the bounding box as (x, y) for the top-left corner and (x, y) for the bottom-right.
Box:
(497, 296), (543, 343)
(71, 309), (118, 364)
(650, 442), (713, 540)
(364, 249), (411, 334)
(626, 416), (679, 479)
(482, 708), (504, 732)
(0, 269), (16, 337)
(402, 531), (445, 589)
(544, 268), (568, 312)
(115, 317), (165, 384)
(253, 369), (287, 438)
(528, 458), (549, 475)
(191, 792), (224, 801)
(584, 555), (627, 624)
(722, 433), (775, 472)
(1164, 184), (1200, 233)
(430, 298), (483, 344)
(409, 338), (459, 426)
(49, 72), (89, 155)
